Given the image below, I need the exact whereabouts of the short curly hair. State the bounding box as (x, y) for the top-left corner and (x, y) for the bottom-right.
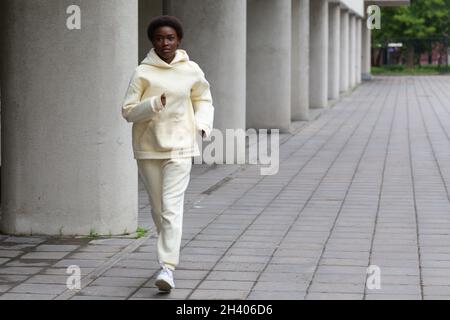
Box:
(147, 15), (184, 42)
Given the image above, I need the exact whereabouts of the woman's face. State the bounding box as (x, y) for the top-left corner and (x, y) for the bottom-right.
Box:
(152, 26), (181, 63)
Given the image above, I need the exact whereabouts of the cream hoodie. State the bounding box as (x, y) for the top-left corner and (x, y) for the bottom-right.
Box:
(122, 48), (214, 159)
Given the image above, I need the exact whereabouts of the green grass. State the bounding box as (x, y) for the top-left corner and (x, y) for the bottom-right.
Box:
(372, 64), (449, 75)
(80, 229), (100, 239)
(135, 227), (149, 239)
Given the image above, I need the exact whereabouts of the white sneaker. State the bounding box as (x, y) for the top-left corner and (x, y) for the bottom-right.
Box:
(155, 264), (175, 292)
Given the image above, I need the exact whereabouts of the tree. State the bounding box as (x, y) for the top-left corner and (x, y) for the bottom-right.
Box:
(372, 0), (450, 69)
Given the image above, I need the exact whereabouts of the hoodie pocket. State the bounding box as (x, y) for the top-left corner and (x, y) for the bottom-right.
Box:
(147, 118), (193, 152)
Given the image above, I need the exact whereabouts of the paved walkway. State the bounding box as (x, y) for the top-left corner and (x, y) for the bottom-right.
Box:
(1, 76), (450, 300)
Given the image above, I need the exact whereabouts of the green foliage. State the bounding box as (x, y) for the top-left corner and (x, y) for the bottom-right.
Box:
(372, 0), (450, 67)
(135, 227), (149, 239)
(88, 229), (100, 238)
(373, 0), (450, 44)
(372, 64), (443, 75)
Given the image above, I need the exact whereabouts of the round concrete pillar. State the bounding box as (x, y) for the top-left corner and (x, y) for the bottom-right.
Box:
(0, 0), (139, 235)
(328, 3), (341, 101)
(247, 0), (291, 132)
(164, 0), (246, 133)
(340, 9), (350, 93)
(349, 14), (357, 88)
(292, 0), (310, 121)
(362, 17), (372, 80)
(356, 18), (362, 84)
(139, 0), (163, 62)
(309, 0), (329, 109)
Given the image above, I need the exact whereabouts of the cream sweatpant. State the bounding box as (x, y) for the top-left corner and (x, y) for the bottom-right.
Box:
(137, 158), (192, 270)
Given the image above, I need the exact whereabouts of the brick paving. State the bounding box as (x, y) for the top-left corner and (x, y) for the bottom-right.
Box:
(1, 76), (450, 300)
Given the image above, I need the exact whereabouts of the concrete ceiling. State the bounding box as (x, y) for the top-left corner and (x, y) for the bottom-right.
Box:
(365, 0), (410, 6)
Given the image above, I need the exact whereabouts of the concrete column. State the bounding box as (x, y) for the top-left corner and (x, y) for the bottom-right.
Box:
(356, 18), (362, 84)
(309, 0), (329, 109)
(0, 0), (138, 235)
(291, 0), (310, 121)
(247, 0), (291, 131)
(349, 14), (356, 88)
(328, 3), (340, 100)
(361, 15), (372, 80)
(340, 9), (350, 92)
(139, 0), (163, 62)
(164, 0), (246, 133)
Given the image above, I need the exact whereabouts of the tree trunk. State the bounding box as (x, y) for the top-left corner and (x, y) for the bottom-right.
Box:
(444, 36), (449, 71)
(406, 45), (415, 67)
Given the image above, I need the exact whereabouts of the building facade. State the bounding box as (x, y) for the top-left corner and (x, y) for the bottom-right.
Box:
(0, 0), (408, 236)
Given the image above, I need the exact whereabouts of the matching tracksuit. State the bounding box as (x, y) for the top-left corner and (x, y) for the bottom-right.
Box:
(122, 48), (215, 269)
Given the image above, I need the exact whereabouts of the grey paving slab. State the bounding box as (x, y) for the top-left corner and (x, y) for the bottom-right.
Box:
(21, 252), (70, 260)
(69, 252), (116, 260)
(172, 270), (209, 280)
(53, 259), (106, 268)
(0, 274), (29, 284)
(366, 284), (422, 296)
(423, 286), (450, 296)
(70, 295), (125, 300)
(248, 291), (307, 300)
(253, 281), (309, 292)
(4, 237), (46, 244)
(365, 294), (421, 300)
(0, 293), (57, 300)
(131, 288), (192, 300)
(197, 280), (255, 291)
(35, 245), (80, 252)
(213, 262), (267, 272)
(78, 245), (125, 253)
(42, 267), (95, 275)
(5, 261), (51, 268)
(143, 279), (201, 289)
(306, 293), (363, 300)
(0, 244), (37, 250)
(26, 275), (70, 285)
(0, 250), (22, 258)
(77, 286), (137, 298)
(189, 289), (249, 300)
(423, 295), (450, 300)
(90, 277), (148, 287)
(0, 284), (13, 293)
(88, 239), (136, 246)
(102, 267), (155, 279)
(2, 77), (450, 300)
(206, 271), (260, 282)
(10, 284), (67, 295)
(0, 267), (44, 275)
(308, 283), (365, 294)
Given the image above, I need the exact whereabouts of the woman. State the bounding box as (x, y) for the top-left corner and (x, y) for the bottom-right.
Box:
(121, 15), (214, 292)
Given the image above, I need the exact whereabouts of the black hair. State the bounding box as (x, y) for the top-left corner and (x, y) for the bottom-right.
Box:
(147, 15), (184, 42)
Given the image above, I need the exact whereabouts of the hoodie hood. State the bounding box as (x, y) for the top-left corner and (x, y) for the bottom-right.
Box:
(141, 48), (190, 69)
